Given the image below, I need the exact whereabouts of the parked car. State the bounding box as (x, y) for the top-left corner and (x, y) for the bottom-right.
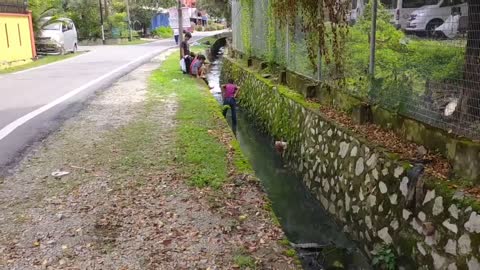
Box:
(399, 0), (467, 36)
(36, 17), (78, 55)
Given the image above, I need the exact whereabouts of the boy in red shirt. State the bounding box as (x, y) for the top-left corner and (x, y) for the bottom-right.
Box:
(221, 79), (240, 126)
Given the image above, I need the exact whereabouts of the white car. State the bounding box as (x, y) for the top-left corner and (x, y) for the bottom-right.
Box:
(404, 0), (467, 36)
(36, 18), (78, 55)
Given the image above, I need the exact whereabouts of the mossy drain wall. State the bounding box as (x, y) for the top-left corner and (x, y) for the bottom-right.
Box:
(221, 57), (480, 269)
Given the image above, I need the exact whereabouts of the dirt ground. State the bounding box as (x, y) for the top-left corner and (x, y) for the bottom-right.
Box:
(0, 52), (297, 270)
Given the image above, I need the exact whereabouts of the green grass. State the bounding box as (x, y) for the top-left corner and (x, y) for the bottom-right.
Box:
(233, 248), (256, 269)
(0, 53), (82, 74)
(149, 51), (231, 188)
(118, 39), (152, 45)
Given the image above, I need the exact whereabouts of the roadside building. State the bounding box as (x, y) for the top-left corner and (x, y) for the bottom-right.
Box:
(0, 0), (36, 69)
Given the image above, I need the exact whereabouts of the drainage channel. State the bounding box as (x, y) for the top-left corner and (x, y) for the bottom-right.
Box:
(206, 50), (372, 270)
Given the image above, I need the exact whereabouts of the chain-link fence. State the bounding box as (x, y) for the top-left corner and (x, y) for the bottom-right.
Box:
(231, 0), (480, 140)
(0, 0), (27, 14)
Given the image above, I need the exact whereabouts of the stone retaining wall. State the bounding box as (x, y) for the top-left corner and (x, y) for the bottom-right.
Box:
(221, 57), (480, 269)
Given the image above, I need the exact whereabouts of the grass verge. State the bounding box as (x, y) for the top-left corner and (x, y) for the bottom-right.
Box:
(149, 49), (251, 188)
(0, 53), (83, 74)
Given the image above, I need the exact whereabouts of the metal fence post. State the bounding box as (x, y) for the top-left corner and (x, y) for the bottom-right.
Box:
(286, 17), (290, 67)
(317, 3), (322, 81)
(369, 0), (378, 77)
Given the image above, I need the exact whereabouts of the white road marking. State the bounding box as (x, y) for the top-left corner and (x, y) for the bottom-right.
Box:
(0, 47), (170, 141)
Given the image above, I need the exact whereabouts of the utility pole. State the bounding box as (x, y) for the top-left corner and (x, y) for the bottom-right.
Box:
(126, 0), (133, 41)
(178, 0), (184, 57)
(99, 0), (105, 44)
(369, 0), (378, 77)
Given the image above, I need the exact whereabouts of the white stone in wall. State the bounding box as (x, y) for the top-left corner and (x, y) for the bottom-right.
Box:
(425, 233), (439, 246)
(351, 146), (358, 157)
(417, 242), (427, 256)
(327, 129), (333, 137)
(366, 154), (378, 169)
(339, 142), (349, 158)
(411, 218), (424, 234)
(330, 152), (334, 159)
(355, 158), (365, 176)
(390, 219), (399, 230)
(352, 205), (360, 214)
(368, 195), (377, 207)
(390, 194), (398, 205)
(345, 193), (351, 212)
(377, 227), (393, 244)
(379, 181), (388, 194)
(448, 204), (459, 220)
(444, 239), (457, 255)
(443, 219), (459, 234)
(330, 193), (336, 202)
(403, 209), (412, 220)
(365, 216), (373, 230)
(465, 212), (480, 233)
(319, 135), (323, 142)
(432, 251), (447, 270)
(365, 174), (371, 186)
(310, 128), (315, 135)
(364, 146), (370, 155)
(324, 180), (330, 193)
(315, 176), (321, 183)
(400, 177), (409, 197)
(334, 159), (338, 170)
(423, 190), (436, 205)
(458, 234), (472, 255)
(359, 188), (365, 201)
(418, 212), (427, 222)
(447, 263), (458, 270)
(323, 164), (327, 174)
(329, 203), (336, 215)
(320, 194), (329, 210)
(468, 258), (480, 270)
(382, 168), (389, 176)
(335, 183), (340, 194)
(433, 197), (444, 216)
(378, 204), (384, 212)
(372, 169), (379, 180)
(394, 167), (404, 178)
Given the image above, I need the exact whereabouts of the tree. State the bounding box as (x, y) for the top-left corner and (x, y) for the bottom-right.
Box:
(28, 0), (63, 35)
(64, 0), (102, 39)
(196, 0), (231, 23)
(461, 0), (480, 121)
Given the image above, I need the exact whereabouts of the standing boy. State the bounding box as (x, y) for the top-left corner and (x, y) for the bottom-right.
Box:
(180, 32), (192, 74)
(221, 79), (240, 126)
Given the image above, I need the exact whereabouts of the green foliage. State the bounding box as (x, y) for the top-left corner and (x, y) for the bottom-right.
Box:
(64, 0), (101, 39)
(283, 248), (296, 257)
(233, 249), (256, 269)
(28, 0), (63, 35)
(240, 0), (253, 56)
(196, 0), (231, 24)
(152, 26), (173, 38)
(343, 2), (464, 108)
(372, 246), (396, 270)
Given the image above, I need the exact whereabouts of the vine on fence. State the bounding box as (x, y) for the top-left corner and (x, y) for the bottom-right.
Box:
(271, 0), (350, 74)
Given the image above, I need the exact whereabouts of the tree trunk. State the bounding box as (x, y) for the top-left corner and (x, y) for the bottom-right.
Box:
(104, 0), (109, 18)
(461, 0), (480, 122)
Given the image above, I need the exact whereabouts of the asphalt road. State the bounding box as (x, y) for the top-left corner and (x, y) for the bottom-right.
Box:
(0, 32), (219, 174)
